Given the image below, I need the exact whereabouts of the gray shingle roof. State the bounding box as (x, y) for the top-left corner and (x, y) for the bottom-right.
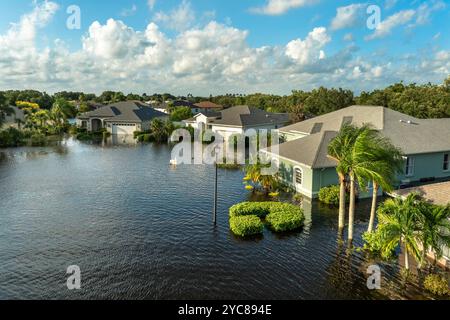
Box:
(211, 105), (289, 127)
(273, 105), (450, 168)
(77, 101), (167, 123)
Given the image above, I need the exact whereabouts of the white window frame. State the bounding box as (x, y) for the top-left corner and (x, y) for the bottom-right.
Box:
(405, 156), (415, 177)
(444, 153), (449, 172)
(294, 166), (303, 188)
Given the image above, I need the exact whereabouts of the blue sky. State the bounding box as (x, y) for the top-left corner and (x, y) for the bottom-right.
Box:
(0, 0), (448, 95)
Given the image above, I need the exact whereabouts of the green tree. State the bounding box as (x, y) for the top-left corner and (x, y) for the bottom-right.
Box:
(244, 161), (279, 194)
(366, 135), (404, 233)
(170, 107), (193, 122)
(417, 202), (450, 268)
(327, 124), (361, 232)
(304, 87), (354, 116)
(376, 194), (424, 270)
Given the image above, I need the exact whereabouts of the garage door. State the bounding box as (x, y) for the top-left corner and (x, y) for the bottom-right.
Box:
(111, 123), (136, 135)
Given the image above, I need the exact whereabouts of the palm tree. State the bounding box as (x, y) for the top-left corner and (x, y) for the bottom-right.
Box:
(377, 194), (423, 270)
(417, 202), (450, 268)
(366, 136), (403, 233)
(328, 124), (359, 232)
(244, 161), (278, 194)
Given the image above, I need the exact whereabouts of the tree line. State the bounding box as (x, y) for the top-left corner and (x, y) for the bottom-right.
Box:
(1, 76), (449, 120)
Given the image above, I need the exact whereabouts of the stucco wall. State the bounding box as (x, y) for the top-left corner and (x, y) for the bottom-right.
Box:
(397, 152), (450, 185)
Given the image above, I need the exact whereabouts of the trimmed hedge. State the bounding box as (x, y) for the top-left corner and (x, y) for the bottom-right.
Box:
(229, 216), (264, 237)
(229, 202), (304, 236)
(266, 208), (304, 232)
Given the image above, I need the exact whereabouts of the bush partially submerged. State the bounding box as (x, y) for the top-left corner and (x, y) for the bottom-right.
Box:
(229, 202), (304, 236)
(318, 185), (346, 206)
(266, 207), (304, 232)
(229, 216), (264, 237)
(424, 274), (449, 296)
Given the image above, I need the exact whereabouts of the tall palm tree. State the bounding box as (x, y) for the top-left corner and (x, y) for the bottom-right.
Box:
(328, 124), (360, 232)
(417, 202), (450, 268)
(377, 194), (423, 270)
(366, 136), (403, 233)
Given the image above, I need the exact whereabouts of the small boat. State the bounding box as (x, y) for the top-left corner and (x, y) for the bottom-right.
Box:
(169, 159), (178, 166)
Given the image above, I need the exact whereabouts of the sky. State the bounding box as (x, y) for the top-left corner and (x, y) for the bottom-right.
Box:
(0, 0), (449, 96)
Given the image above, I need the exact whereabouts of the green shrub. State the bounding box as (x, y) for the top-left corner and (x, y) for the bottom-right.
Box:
(424, 274), (449, 296)
(229, 202), (304, 235)
(0, 128), (25, 147)
(266, 206), (304, 232)
(362, 231), (396, 260)
(229, 215), (264, 237)
(318, 185), (349, 206)
(30, 133), (47, 146)
(229, 202), (272, 218)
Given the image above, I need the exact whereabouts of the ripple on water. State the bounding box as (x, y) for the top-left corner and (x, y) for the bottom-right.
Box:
(0, 140), (443, 300)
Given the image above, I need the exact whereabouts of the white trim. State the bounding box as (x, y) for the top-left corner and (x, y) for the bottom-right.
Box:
(293, 166), (304, 189)
(405, 156), (415, 177)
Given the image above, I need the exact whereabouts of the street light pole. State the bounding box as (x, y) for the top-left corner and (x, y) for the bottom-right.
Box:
(213, 151), (218, 226)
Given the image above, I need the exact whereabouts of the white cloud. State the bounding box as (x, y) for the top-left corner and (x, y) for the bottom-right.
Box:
(148, 0), (156, 10)
(343, 33), (354, 41)
(285, 27), (331, 65)
(0, 1), (448, 95)
(330, 3), (366, 30)
(121, 4), (137, 17)
(411, 1), (445, 27)
(82, 19), (145, 60)
(365, 9), (415, 40)
(154, 0), (195, 32)
(384, 0), (397, 10)
(250, 0), (318, 16)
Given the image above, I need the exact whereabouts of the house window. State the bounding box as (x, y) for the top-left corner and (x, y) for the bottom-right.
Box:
(444, 154), (449, 171)
(405, 157), (415, 177)
(294, 167), (303, 186)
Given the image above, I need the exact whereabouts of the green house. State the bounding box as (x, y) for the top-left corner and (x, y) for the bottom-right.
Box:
(262, 105), (450, 199)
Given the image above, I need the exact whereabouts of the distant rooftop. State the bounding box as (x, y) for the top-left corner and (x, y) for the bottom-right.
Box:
(78, 100), (167, 123)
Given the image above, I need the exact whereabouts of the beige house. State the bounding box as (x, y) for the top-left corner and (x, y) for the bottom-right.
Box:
(77, 101), (168, 135)
(183, 105), (289, 140)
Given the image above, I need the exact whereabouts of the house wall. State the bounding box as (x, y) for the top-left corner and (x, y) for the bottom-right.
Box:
(276, 157), (315, 198)
(397, 152), (450, 186)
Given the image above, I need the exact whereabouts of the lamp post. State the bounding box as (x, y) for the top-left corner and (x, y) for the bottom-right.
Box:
(213, 148), (218, 226)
